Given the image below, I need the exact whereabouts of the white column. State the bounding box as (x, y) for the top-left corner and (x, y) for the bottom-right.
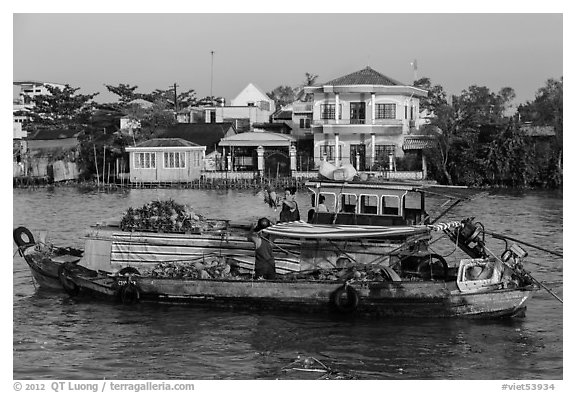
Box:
(289, 145), (297, 176)
(422, 153), (427, 179)
(335, 133), (340, 167)
(335, 93), (340, 125)
(371, 93), (376, 125)
(257, 146), (264, 176)
(371, 133), (376, 168)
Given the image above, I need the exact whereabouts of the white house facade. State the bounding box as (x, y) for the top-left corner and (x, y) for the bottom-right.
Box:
(304, 67), (428, 171)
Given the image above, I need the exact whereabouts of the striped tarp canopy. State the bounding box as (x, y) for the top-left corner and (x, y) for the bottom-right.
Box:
(262, 221), (430, 239)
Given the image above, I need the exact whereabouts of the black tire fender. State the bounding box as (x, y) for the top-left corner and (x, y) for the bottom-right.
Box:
(13, 227), (35, 249)
(58, 263), (80, 297)
(118, 267), (141, 276)
(331, 285), (359, 313)
(120, 282), (140, 305)
(417, 253), (448, 280)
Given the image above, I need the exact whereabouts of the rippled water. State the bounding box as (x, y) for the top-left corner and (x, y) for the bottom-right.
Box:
(12, 186), (563, 380)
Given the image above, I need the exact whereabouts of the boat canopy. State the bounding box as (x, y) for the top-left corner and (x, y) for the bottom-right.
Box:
(262, 220), (430, 239)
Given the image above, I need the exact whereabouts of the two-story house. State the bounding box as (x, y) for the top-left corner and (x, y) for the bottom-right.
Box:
(304, 66), (428, 171)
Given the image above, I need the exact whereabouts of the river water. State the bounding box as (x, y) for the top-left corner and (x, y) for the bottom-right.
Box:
(12, 186), (563, 380)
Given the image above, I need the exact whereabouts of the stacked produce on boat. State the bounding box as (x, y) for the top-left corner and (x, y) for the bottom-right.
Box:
(119, 199), (226, 233)
(148, 258), (236, 279)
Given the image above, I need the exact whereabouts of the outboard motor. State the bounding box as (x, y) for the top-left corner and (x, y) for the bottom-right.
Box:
(501, 243), (529, 266)
(453, 218), (487, 258)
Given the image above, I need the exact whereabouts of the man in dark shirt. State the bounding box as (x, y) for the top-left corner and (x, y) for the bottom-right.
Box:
(248, 218), (276, 279)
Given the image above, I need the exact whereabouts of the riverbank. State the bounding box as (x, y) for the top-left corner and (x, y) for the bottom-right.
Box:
(13, 176), (309, 191)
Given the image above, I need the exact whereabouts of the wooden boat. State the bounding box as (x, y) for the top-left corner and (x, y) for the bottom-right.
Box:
(14, 180), (540, 318)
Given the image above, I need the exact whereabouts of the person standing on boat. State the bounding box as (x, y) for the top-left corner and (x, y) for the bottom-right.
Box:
(279, 187), (300, 222)
(248, 218), (276, 280)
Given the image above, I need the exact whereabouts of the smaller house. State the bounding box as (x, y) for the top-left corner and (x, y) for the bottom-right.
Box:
(126, 138), (206, 184)
(24, 128), (82, 181)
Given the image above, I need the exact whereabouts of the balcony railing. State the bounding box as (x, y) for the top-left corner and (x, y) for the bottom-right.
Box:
(313, 118), (404, 126)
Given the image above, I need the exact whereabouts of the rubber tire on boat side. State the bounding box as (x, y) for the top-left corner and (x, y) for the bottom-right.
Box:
(13, 227), (35, 248)
(58, 264), (80, 297)
(118, 267), (141, 276)
(331, 285), (359, 314)
(416, 254), (449, 280)
(120, 283), (140, 305)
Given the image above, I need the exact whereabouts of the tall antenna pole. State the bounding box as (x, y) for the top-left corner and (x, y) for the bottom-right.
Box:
(210, 50), (215, 106)
(411, 59), (418, 82)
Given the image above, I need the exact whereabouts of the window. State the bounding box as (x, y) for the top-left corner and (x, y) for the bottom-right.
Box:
(318, 193), (336, 212)
(404, 192), (422, 210)
(164, 152), (186, 168)
(381, 195), (400, 215)
(340, 194), (357, 213)
(376, 104), (396, 119)
(319, 145), (342, 161)
(375, 145), (396, 162)
(359, 195), (378, 214)
(320, 104), (342, 120)
(134, 152), (156, 169)
(299, 118), (311, 129)
(191, 151), (201, 167)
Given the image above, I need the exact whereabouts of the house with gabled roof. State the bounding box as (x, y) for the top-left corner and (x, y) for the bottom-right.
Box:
(125, 138), (207, 183)
(304, 66), (429, 174)
(203, 83), (276, 128)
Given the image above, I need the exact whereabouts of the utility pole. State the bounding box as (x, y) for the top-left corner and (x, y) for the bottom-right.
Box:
(171, 83), (179, 112)
(210, 51), (215, 106)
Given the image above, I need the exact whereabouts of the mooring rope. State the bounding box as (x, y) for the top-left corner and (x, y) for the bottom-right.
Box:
(483, 246), (563, 304)
(485, 230), (563, 258)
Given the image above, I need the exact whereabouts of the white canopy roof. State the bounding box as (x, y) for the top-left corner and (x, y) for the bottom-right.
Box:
(219, 131), (295, 147)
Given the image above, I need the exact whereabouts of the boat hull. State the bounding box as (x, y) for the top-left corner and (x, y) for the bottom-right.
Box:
(62, 263), (535, 318)
(21, 247), (64, 290)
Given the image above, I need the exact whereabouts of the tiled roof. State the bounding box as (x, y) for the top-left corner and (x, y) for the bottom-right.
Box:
(135, 138), (201, 148)
(254, 122), (292, 131)
(272, 110), (293, 120)
(402, 136), (437, 150)
(157, 122), (236, 154)
(27, 128), (81, 140)
(323, 66), (404, 86)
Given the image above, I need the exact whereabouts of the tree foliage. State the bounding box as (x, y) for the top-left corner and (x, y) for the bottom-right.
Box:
(27, 84), (99, 128)
(419, 76), (561, 188)
(267, 85), (297, 109)
(413, 77), (447, 114)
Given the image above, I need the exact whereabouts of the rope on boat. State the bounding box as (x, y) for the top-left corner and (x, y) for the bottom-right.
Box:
(483, 246), (563, 304)
(485, 230), (563, 258)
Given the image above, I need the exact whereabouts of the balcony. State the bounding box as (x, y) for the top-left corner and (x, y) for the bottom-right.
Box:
(312, 118), (405, 135)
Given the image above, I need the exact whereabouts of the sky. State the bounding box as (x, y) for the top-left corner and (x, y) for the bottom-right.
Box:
(12, 11), (563, 108)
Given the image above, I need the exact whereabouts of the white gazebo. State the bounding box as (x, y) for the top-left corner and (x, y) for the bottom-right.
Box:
(218, 131), (297, 176)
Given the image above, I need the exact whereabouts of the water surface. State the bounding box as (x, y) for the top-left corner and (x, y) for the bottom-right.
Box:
(13, 187), (563, 380)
